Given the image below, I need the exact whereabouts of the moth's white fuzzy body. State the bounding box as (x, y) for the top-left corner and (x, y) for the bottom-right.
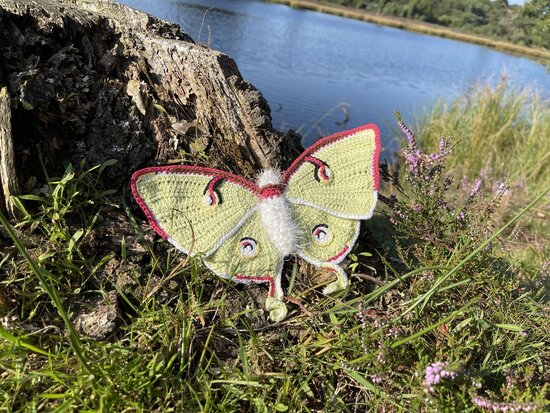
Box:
(258, 197), (297, 256)
(256, 169), (282, 187)
(257, 169), (297, 256)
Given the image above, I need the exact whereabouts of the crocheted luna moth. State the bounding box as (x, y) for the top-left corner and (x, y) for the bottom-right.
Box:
(131, 124), (381, 322)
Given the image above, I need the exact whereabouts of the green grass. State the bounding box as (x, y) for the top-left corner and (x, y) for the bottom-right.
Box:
(1, 81), (549, 412)
(414, 78), (550, 282)
(418, 79), (550, 192)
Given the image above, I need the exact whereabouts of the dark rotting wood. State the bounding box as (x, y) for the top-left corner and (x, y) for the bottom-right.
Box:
(0, 0), (302, 191)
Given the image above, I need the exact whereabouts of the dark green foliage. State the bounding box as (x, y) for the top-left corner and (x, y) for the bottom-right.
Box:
(324, 0), (549, 49)
(520, 0), (550, 48)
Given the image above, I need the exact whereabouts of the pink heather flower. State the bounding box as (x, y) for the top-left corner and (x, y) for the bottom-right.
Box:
(397, 120), (418, 152)
(495, 181), (510, 198)
(404, 149), (422, 175)
(370, 375), (384, 385)
(428, 138), (452, 162)
(424, 362), (459, 393)
(469, 179), (483, 198)
(439, 138), (451, 154)
(471, 395), (539, 412)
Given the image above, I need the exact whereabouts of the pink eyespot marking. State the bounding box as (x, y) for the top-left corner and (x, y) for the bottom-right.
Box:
(239, 237), (258, 257)
(312, 224), (331, 245)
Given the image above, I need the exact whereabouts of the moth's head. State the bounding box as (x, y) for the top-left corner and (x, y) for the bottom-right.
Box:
(256, 169), (282, 188)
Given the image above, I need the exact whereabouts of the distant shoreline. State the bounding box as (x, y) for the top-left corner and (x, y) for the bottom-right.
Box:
(266, 0), (550, 63)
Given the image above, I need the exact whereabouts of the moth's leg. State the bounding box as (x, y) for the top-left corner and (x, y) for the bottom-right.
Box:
(264, 271), (287, 322)
(321, 262), (349, 295)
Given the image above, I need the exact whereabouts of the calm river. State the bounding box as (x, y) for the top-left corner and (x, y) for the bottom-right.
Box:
(119, 0), (550, 152)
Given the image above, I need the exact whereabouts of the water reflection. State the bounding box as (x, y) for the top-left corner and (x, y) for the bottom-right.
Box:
(119, 0), (550, 152)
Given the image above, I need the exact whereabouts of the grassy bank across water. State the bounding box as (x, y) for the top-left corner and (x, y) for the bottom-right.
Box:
(267, 0), (550, 63)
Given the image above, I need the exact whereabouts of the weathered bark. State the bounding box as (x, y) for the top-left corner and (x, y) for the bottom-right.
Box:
(0, 0), (302, 190)
(0, 86), (20, 217)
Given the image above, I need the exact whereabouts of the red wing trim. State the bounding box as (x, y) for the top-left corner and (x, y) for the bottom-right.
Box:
(327, 245), (350, 263)
(282, 124), (381, 190)
(234, 275), (275, 297)
(130, 165), (261, 240)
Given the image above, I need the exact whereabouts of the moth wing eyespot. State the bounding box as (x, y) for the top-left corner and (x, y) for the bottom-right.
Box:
(239, 237), (259, 258)
(312, 224), (331, 245)
(203, 177), (223, 206)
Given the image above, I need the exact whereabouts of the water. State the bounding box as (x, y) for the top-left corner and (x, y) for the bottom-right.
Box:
(119, 0), (550, 153)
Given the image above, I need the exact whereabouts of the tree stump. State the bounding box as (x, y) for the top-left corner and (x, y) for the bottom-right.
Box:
(0, 0), (302, 191)
(0, 0), (304, 333)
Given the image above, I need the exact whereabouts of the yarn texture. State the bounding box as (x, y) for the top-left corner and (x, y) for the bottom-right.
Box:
(131, 124), (381, 322)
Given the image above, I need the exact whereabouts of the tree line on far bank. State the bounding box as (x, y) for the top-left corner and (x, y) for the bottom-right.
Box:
(325, 0), (549, 50)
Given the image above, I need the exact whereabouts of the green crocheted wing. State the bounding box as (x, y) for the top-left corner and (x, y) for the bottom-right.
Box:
(291, 203), (360, 266)
(204, 211), (286, 300)
(131, 166), (260, 257)
(132, 166), (288, 321)
(203, 209), (286, 320)
(203, 208), (282, 281)
(282, 124), (380, 219)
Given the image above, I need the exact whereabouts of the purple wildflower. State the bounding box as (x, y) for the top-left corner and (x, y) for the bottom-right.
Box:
(471, 395), (538, 412)
(428, 138), (452, 162)
(424, 361), (459, 393)
(404, 149), (422, 175)
(439, 138), (451, 154)
(470, 179), (483, 198)
(370, 375), (384, 385)
(357, 300), (367, 330)
(411, 202), (421, 212)
(495, 181), (510, 198)
(397, 120), (418, 152)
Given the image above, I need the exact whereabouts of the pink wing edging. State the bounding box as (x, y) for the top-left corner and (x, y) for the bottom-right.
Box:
(281, 123), (381, 190)
(203, 259), (283, 298)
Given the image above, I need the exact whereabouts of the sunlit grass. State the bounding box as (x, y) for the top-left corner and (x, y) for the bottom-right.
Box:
(418, 78), (550, 193)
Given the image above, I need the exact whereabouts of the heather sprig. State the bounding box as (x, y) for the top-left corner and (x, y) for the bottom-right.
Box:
(381, 114), (511, 267)
(471, 395), (539, 412)
(423, 361), (461, 393)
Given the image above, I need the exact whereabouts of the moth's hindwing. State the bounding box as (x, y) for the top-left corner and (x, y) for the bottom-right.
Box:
(204, 210), (283, 292)
(292, 203), (360, 265)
